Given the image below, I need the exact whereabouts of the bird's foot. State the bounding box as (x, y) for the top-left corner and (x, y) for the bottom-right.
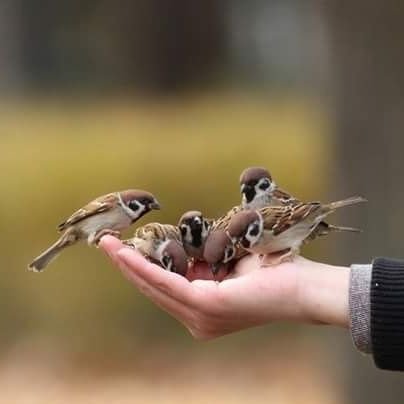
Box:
(259, 249), (295, 267)
(92, 229), (121, 247)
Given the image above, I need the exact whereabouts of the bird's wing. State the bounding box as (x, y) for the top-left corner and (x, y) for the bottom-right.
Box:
(134, 223), (182, 243)
(57, 193), (117, 231)
(133, 223), (155, 240)
(165, 224), (182, 243)
(273, 187), (299, 205)
(211, 205), (243, 231)
(261, 202), (321, 236)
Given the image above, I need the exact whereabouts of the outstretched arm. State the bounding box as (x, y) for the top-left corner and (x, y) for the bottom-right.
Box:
(100, 235), (349, 339)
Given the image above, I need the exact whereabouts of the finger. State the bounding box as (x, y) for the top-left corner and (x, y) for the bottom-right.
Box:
(113, 252), (196, 328)
(117, 248), (203, 307)
(99, 234), (125, 260)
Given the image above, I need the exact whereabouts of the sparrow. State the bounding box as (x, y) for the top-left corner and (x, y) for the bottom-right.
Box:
(203, 205), (248, 275)
(240, 166), (296, 209)
(124, 223), (188, 276)
(203, 229), (242, 276)
(227, 196), (366, 266)
(28, 190), (161, 272)
(239, 166), (362, 238)
(178, 211), (211, 262)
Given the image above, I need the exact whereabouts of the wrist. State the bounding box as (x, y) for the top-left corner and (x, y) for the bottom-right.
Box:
(297, 259), (350, 328)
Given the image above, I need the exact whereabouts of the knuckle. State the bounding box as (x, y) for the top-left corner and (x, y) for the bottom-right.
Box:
(137, 283), (154, 297)
(154, 280), (170, 294)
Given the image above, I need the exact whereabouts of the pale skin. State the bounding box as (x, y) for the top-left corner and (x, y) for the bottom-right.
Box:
(100, 235), (350, 340)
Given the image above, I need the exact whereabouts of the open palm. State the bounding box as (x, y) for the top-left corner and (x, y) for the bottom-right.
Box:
(99, 235), (322, 339)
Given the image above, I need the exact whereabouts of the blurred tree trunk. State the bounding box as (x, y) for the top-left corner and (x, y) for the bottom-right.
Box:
(117, 0), (227, 93)
(16, 0), (226, 92)
(325, 2), (404, 403)
(0, 0), (22, 91)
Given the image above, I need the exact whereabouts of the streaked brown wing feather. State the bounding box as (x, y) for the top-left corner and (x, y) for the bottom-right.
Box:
(261, 202), (321, 236)
(134, 223), (181, 243)
(273, 188), (299, 205)
(57, 193), (116, 231)
(211, 205), (243, 231)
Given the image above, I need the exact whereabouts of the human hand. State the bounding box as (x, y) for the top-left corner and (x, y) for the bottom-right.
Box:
(100, 236), (349, 340)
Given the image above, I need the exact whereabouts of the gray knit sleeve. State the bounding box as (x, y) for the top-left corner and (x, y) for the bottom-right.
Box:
(349, 264), (372, 354)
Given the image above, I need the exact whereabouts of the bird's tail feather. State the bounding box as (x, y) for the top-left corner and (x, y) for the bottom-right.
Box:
(323, 196), (367, 213)
(326, 224), (362, 233)
(28, 231), (77, 272)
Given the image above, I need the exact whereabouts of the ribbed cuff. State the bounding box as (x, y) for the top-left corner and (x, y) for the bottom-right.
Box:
(371, 257), (404, 371)
(349, 264), (372, 354)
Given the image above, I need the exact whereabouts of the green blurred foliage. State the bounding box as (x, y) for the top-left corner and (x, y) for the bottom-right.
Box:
(0, 94), (331, 350)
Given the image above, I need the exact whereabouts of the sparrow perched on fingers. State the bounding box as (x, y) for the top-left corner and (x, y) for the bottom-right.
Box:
(28, 190), (161, 272)
(124, 223), (188, 276)
(239, 166), (362, 237)
(203, 230), (241, 276)
(178, 211), (211, 262)
(227, 196), (366, 267)
(203, 205), (248, 275)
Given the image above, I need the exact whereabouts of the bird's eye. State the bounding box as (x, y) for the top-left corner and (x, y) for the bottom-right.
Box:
(249, 223), (260, 237)
(140, 197), (151, 205)
(259, 179), (270, 190)
(128, 200), (139, 211)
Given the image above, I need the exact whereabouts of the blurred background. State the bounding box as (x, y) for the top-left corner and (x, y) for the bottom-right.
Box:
(1, 1), (404, 403)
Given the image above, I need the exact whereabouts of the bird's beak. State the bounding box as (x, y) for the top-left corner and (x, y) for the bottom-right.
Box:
(150, 200), (161, 210)
(210, 263), (221, 276)
(241, 237), (250, 248)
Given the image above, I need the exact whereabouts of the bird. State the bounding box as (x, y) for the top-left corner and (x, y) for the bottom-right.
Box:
(239, 166), (296, 209)
(124, 222), (188, 276)
(28, 189), (161, 272)
(239, 166), (362, 238)
(227, 196), (366, 266)
(203, 229), (241, 276)
(203, 205), (248, 275)
(178, 210), (211, 262)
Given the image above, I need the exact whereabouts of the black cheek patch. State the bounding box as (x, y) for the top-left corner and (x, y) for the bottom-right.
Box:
(161, 255), (170, 268)
(227, 248), (235, 261)
(244, 187), (256, 203)
(190, 223), (203, 247)
(249, 224), (259, 236)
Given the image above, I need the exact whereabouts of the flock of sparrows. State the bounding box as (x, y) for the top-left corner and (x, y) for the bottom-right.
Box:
(29, 167), (366, 277)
